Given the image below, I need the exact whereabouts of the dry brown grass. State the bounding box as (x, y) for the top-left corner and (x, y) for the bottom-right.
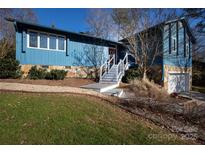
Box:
(128, 79), (174, 102)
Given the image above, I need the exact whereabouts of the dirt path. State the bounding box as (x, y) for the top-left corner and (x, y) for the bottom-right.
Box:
(0, 82), (111, 100)
(0, 78), (95, 88)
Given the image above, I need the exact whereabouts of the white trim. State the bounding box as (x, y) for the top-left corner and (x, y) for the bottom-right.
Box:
(37, 34), (40, 48)
(39, 32), (48, 49)
(27, 29), (66, 52)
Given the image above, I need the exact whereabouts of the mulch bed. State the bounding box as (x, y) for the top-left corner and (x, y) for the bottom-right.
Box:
(117, 96), (205, 143)
(0, 78), (95, 87)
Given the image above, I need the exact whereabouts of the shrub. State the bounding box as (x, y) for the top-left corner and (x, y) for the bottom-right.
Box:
(0, 58), (22, 79)
(129, 79), (170, 102)
(122, 67), (142, 83)
(28, 66), (46, 80)
(45, 69), (67, 80)
(147, 65), (162, 85)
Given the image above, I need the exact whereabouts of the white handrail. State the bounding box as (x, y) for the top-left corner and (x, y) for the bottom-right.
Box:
(100, 54), (115, 80)
(99, 53), (128, 82)
(116, 53), (128, 80)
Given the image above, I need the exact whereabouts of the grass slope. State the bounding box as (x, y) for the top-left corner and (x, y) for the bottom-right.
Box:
(0, 92), (190, 144)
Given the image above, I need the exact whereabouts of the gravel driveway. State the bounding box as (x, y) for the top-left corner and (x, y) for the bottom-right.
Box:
(180, 91), (205, 102)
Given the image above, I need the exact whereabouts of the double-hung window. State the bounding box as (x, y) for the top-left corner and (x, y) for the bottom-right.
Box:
(186, 35), (189, 57)
(172, 37), (176, 52)
(39, 33), (48, 49)
(58, 36), (65, 51)
(29, 31), (38, 48)
(49, 35), (57, 50)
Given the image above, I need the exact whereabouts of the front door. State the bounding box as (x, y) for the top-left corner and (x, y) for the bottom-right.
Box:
(109, 47), (116, 63)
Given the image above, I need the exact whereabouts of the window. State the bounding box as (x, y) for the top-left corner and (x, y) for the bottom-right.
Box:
(39, 33), (48, 48)
(186, 43), (189, 57)
(49, 35), (57, 49)
(29, 31), (38, 47)
(185, 35), (190, 57)
(58, 36), (65, 50)
(28, 30), (66, 51)
(172, 37), (176, 52)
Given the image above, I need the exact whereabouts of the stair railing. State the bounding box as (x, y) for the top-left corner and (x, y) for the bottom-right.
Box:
(116, 53), (128, 81)
(99, 54), (115, 81)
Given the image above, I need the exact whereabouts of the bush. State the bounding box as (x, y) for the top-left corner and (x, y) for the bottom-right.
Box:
(28, 66), (46, 80)
(129, 79), (170, 102)
(28, 66), (67, 80)
(122, 67), (142, 83)
(45, 69), (67, 80)
(147, 65), (163, 85)
(0, 58), (22, 79)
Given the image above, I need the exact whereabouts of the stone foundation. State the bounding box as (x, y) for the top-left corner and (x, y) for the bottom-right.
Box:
(21, 64), (96, 78)
(163, 65), (192, 90)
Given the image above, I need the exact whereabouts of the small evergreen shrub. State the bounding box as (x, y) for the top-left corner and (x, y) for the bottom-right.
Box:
(45, 69), (67, 80)
(122, 67), (142, 83)
(0, 58), (22, 79)
(28, 66), (47, 80)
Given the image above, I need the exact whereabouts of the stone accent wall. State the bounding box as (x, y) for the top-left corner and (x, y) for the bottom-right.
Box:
(21, 64), (96, 78)
(163, 65), (192, 90)
(21, 65), (33, 78)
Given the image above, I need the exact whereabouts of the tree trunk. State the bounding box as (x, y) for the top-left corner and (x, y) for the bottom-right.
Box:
(143, 71), (147, 80)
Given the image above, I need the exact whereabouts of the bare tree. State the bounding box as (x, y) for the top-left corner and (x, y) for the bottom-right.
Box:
(74, 9), (114, 80)
(112, 8), (177, 80)
(182, 9), (205, 62)
(74, 45), (106, 80)
(0, 8), (37, 59)
(86, 8), (116, 40)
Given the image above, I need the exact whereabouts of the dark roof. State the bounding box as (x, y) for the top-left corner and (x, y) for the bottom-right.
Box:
(5, 18), (121, 47)
(119, 17), (196, 44)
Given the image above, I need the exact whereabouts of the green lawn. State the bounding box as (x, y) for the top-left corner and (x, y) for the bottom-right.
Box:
(0, 92), (191, 144)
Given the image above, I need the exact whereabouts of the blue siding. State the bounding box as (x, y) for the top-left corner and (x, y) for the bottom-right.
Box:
(163, 21), (192, 67)
(16, 30), (109, 67)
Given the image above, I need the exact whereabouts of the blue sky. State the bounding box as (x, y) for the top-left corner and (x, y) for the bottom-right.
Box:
(33, 8), (90, 33)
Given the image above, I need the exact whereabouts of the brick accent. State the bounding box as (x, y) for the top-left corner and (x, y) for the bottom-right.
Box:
(21, 64), (96, 78)
(163, 65), (192, 90)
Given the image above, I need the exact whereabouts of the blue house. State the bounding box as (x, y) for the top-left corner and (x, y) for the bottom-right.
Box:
(7, 17), (195, 93)
(120, 17), (196, 93)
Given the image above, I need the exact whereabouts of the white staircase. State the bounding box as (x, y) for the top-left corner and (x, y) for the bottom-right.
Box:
(99, 53), (129, 84)
(81, 53), (129, 97)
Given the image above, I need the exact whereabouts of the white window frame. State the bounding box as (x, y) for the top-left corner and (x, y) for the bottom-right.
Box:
(57, 36), (66, 51)
(27, 29), (66, 52)
(49, 34), (58, 50)
(39, 32), (48, 49)
(27, 31), (38, 48)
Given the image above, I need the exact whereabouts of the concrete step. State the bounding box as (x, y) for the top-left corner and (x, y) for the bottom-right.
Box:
(80, 82), (119, 93)
(100, 81), (118, 84)
(102, 88), (123, 97)
(101, 78), (117, 82)
(103, 75), (117, 79)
